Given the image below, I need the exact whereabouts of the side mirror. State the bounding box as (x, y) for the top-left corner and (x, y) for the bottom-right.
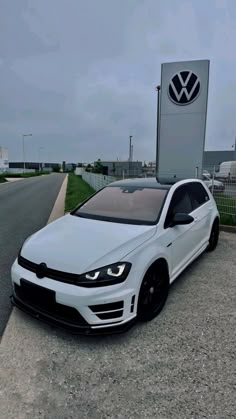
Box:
(170, 213), (194, 227)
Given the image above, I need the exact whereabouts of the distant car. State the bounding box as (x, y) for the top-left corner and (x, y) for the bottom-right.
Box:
(202, 174), (225, 193)
(11, 178), (219, 335)
(203, 170), (211, 178)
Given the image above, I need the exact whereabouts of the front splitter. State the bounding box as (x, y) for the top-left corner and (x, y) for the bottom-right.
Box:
(10, 295), (136, 336)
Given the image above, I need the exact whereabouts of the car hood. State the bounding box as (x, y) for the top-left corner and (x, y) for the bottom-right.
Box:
(204, 179), (223, 186)
(212, 180), (223, 186)
(21, 214), (157, 274)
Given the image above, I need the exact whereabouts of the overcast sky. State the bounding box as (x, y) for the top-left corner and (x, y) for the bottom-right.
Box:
(1, 0), (236, 164)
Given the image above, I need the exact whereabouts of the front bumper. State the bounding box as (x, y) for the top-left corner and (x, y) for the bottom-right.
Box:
(11, 259), (138, 335)
(10, 295), (136, 335)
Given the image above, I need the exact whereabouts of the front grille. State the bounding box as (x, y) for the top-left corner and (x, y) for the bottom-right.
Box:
(14, 280), (88, 326)
(89, 301), (124, 320)
(18, 255), (80, 284)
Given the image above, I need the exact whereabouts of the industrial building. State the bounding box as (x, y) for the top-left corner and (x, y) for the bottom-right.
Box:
(96, 160), (142, 177)
(0, 147), (9, 172)
(203, 150), (236, 171)
(9, 162), (60, 171)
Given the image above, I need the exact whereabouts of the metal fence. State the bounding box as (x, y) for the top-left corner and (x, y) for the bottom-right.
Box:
(155, 166), (236, 222)
(202, 166), (236, 224)
(0, 168), (36, 174)
(81, 171), (117, 191)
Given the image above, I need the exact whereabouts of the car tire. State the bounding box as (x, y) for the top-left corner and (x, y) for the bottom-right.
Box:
(207, 218), (219, 251)
(137, 261), (169, 322)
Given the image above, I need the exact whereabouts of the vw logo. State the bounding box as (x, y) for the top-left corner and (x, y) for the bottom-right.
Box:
(168, 71), (200, 105)
(36, 262), (48, 279)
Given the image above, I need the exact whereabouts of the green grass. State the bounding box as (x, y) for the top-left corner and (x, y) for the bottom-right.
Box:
(3, 171), (50, 178)
(0, 171), (50, 183)
(65, 174), (95, 213)
(220, 214), (236, 226)
(0, 175), (7, 183)
(214, 194), (236, 226)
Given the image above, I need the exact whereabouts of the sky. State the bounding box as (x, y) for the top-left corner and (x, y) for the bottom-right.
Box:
(1, 0), (236, 164)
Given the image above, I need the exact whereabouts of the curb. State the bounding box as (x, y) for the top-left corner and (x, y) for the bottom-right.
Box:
(220, 224), (236, 234)
(47, 174), (68, 224)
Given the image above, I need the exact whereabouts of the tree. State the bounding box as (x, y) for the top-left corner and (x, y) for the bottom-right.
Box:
(93, 160), (103, 174)
(112, 162), (116, 174)
(53, 165), (61, 173)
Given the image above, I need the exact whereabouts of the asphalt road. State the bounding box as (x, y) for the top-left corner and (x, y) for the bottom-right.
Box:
(0, 173), (66, 337)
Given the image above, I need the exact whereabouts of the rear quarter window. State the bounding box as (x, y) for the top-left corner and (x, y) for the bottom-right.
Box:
(188, 183), (210, 210)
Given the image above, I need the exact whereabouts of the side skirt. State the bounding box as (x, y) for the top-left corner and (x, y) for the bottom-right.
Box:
(169, 242), (208, 285)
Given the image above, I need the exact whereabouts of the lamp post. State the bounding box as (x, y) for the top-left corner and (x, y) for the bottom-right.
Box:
(155, 85), (161, 181)
(129, 135), (133, 176)
(22, 134), (32, 173)
(38, 147), (44, 172)
(232, 137), (236, 151)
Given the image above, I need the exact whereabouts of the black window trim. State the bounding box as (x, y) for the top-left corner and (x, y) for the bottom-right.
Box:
(164, 182), (210, 229)
(187, 182), (210, 211)
(164, 184), (192, 229)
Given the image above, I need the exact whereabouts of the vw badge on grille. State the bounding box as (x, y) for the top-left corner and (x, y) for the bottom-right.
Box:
(36, 263), (48, 279)
(168, 71), (200, 105)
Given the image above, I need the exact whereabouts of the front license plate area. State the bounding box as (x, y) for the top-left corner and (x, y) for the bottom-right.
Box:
(18, 279), (56, 310)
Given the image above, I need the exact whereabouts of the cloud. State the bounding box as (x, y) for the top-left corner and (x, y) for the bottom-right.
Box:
(1, 0), (236, 163)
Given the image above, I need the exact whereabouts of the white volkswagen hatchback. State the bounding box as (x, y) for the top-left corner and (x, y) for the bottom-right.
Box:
(11, 178), (219, 334)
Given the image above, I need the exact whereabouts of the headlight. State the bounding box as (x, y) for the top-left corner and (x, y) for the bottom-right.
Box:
(79, 262), (132, 287)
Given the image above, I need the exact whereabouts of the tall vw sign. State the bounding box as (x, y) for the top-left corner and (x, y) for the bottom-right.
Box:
(157, 60), (210, 182)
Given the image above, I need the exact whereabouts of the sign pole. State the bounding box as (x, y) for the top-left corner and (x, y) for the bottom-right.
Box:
(155, 85), (161, 181)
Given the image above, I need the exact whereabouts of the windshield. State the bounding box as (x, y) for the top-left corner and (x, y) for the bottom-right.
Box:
(73, 186), (168, 225)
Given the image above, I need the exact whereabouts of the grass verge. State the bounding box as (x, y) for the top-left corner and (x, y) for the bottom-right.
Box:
(3, 171), (50, 178)
(0, 175), (7, 183)
(214, 194), (236, 226)
(65, 174), (95, 213)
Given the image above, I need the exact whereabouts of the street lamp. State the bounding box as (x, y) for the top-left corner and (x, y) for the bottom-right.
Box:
(38, 147), (44, 171)
(129, 135), (133, 176)
(232, 137), (236, 151)
(22, 134), (32, 173)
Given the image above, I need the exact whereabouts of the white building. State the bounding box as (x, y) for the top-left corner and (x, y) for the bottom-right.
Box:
(0, 147), (9, 172)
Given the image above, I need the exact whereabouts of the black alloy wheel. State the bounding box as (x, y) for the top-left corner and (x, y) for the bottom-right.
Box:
(207, 219), (219, 251)
(138, 264), (169, 322)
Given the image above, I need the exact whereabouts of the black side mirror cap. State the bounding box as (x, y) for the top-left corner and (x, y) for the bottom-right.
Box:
(170, 213), (194, 227)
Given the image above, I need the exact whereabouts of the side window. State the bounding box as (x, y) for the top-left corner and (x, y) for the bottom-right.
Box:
(188, 183), (209, 211)
(164, 186), (192, 228)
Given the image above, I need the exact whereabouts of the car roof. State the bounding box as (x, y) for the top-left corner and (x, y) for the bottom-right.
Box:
(109, 177), (204, 190)
(109, 177), (172, 189)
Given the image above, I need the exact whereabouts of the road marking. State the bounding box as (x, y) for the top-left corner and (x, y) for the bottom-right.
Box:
(4, 178), (23, 182)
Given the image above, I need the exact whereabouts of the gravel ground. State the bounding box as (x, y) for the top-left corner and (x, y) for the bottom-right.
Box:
(0, 232), (235, 419)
